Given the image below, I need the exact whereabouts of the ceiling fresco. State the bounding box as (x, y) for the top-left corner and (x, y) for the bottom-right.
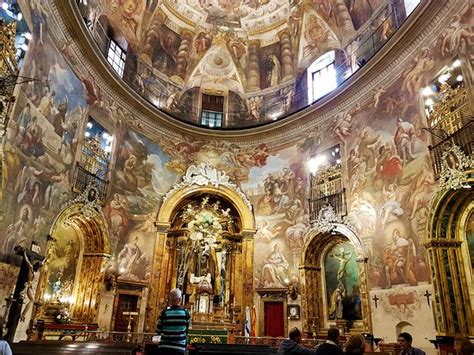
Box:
(78, 0), (403, 127)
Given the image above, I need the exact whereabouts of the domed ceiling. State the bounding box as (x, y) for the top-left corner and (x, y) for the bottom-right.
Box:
(78, 0), (400, 128)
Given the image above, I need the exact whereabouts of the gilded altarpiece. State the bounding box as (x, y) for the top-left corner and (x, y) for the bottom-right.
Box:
(33, 198), (110, 325)
(146, 164), (255, 332)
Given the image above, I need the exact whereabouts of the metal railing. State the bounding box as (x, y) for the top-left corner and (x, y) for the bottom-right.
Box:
(429, 119), (474, 177)
(75, 0), (424, 129)
(309, 189), (347, 222)
(73, 163), (109, 204)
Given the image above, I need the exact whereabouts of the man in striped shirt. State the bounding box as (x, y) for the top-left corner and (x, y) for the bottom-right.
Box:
(156, 288), (190, 355)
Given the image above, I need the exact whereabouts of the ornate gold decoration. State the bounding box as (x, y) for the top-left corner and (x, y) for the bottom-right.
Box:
(64, 183), (103, 219)
(163, 163), (252, 211)
(427, 83), (469, 134)
(311, 204), (356, 234)
(438, 143), (473, 190)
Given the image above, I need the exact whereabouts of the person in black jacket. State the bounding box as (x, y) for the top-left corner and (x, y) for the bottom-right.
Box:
(315, 328), (343, 355)
(278, 327), (317, 355)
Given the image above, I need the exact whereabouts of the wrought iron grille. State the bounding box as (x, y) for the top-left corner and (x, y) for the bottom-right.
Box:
(429, 119), (474, 177)
(73, 163), (109, 204)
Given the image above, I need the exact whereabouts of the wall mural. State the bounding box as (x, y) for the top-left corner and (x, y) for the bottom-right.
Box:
(78, 0), (409, 126)
(104, 130), (179, 282)
(1, 0), (85, 260)
(325, 241), (361, 321)
(241, 146), (309, 290)
(0, 0), (472, 339)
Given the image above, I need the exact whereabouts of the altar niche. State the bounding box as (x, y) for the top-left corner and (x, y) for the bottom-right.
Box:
(300, 226), (371, 335)
(169, 195), (241, 324)
(147, 187), (256, 332)
(32, 203), (109, 327)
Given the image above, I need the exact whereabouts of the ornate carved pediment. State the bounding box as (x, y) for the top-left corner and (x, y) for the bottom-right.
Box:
(63, 183), (103, 219)
(438, 143), (473, 191)
(311, 204), (356, 235)
(163, 163), (252, 211)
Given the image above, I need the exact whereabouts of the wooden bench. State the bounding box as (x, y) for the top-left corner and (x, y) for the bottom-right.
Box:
(188, 343), (278, 354)
(12, 340), (141, 354)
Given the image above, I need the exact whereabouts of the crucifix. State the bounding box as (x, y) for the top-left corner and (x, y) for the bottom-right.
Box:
(5, 244), (44, 342)
(424, 290), (432, 306)
(372, 295), (379, 308)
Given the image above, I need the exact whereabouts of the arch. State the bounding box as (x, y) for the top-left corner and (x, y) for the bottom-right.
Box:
(146, 169), (256, 331)
(33, 203), (110, 325)
(300, 224), (371, 334)
(157, 184), (255, 234)
(425, 170), (474, 335)
(395, 321), (414, 337)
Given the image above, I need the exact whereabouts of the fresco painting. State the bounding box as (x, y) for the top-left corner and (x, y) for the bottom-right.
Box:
(77, 0), (409, 125)
(241, 147), (309, 290)
(1, 2), (85, 260)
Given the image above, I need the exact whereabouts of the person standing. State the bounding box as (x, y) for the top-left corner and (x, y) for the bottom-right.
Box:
(278, 327), (316, 355)
(156, 288), (190, 355)
(397, 332), (426, 355)
(315, 328), (343, 355)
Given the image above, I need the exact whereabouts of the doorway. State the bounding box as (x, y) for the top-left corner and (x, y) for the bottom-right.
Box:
(114, 294), (139, 332)
(264, 301), (284, 337)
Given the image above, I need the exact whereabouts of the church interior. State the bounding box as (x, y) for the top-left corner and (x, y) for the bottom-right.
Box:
(0, 0), (473, 353)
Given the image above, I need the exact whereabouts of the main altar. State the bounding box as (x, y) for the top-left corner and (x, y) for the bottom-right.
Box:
(146, 163), (256, 332)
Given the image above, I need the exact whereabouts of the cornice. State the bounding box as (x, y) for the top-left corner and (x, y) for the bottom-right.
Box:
(51, 0), (464, 146)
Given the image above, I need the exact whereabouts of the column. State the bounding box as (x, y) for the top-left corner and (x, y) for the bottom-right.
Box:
(175, 30), (193, 80)
(356, 256), (372, 333)
(144, 226), (169, 332)
(141, 10), (165, 65)
(279, 30), (294, 82)
(247, 41), (261, 91)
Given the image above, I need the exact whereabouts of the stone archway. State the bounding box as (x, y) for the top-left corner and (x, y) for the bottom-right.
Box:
(425, 170), (474, 336)
(145, 164), (256, 331)
(299, 223), (371, 335)
(33, 197), (110, 325)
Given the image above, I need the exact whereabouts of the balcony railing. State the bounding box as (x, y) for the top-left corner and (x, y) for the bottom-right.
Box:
(73, 163), (109, 204)
(309, 189), (347, 222)
(429, 119), (474, 177)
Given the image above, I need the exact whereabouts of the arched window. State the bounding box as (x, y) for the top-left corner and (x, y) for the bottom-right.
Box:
(307, 51), (337, 104)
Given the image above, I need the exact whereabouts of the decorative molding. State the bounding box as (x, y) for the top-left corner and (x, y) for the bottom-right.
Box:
(63, 183), (103, 219)
(49, 0), (463, 147)
(438, 143), (474, 191)
(424, 240), (463, 248)
(163, 163), (253, 211)
(311, 204), (356, 235)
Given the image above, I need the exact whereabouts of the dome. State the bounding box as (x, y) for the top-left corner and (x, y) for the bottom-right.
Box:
(73, 0), (412, 129)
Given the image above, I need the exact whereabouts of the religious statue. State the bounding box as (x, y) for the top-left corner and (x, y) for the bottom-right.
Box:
(178, 197), (233, 308)
(20, 249), (43, 322)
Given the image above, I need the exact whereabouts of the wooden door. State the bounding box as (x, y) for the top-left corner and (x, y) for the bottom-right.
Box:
(113, 294), (139, 332)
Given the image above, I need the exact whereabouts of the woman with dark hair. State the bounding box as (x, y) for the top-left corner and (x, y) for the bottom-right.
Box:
(345, 334), (366, 354)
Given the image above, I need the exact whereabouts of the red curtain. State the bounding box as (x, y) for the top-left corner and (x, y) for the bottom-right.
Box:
(264, 302), (284, 337)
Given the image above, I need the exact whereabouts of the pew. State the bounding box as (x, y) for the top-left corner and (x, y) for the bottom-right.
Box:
(11, 340), (141, 354)
(187, 343), (278, 354)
